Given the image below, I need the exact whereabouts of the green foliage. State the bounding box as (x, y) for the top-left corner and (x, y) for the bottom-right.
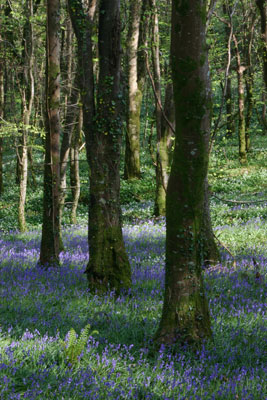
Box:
(60, 324), (98, 366)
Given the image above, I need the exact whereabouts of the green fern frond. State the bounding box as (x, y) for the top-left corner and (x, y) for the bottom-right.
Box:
(62, 324), (98, 365)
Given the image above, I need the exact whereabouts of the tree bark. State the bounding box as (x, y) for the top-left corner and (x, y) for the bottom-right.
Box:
(256, 0), (267, 90)
(68, 0), (131, 293)
(154, 81), (175, 216)
(59, 70), (79, 249)
(0, 25), (3, 196)
(18, 0), (35, 232)
(39, 0), (61, 267)
(124, 0), (142, 180)
(155, 0), (212, 346)
(70, 105), (82, 224)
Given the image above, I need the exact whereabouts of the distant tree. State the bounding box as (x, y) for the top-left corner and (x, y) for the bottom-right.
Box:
(68, 0), (131, 293)
(155, 0), (212, 345)
(39, 0), (61, 266)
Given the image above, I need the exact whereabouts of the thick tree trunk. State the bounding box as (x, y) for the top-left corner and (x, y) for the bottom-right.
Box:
(86, 0), (131, 293)
(124, 0), (142, 180)
(69, 0), (131, 293)
(39, 0), (61, 266)
(155, 0), (212, 346)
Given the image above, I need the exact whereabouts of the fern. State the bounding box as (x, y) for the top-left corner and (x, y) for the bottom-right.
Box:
(61, 324), (98, 365)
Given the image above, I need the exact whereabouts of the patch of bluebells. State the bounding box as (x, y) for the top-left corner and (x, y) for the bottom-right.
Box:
(0, 220), (266, 399)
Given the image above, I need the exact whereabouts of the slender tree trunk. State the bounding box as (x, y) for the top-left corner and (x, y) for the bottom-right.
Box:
(68, 0), (131, 293)
(124, 0), (142, 180)
(245, 71), (253, 151)
(151, 2), (163, 216)
(0, 35), (3, 196)
(59, 73), (79, 249)
(155, 0), (212, 346)
(256, 0), (267, 90)
(39, 0), (61, 267)
(18, 0), (35, 232)
(233, 33), (247, 164)
(225, 77), (235, 137)
(70, 105), (81, 224)
(244, 12), (256, 152)
(223, 4), (234, 138)
(154, 81), (175, 216)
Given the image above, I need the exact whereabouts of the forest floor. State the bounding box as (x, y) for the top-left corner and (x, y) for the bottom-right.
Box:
(0, 136), (266, 399)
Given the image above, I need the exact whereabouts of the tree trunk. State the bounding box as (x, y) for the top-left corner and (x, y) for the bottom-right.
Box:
(70, 105), (81, 224)
(256, 0), (267, 90)
(232, 32), (247, 164)
(0, 34), (3, 196)
(244, 11), (256, 152)
(68, 0), (131, 293)
(59, 72), (79, 249)
(124, 0), (142, 180)
(225, 77), (235, 137)
(223, 4), (235, 138)
(154, 81), (175, 216)
(18, 0), (35, 232)
(151, 1), (163, 216)
(39, 0), (61, 267)
(155, 0), (212, 346)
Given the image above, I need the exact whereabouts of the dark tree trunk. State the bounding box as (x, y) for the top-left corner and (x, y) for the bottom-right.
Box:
(39, 0), (61, 267)
(68, 0), (131, 293)
(155, 0), (212, 346)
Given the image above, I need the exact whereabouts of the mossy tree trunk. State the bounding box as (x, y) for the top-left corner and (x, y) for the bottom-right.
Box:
(124, 0), (142, 180)
(39, 0), (61, 267)
(154, 81), (175, 216)
(68, 0), (131, 294)
(155, 0), (212, 346)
